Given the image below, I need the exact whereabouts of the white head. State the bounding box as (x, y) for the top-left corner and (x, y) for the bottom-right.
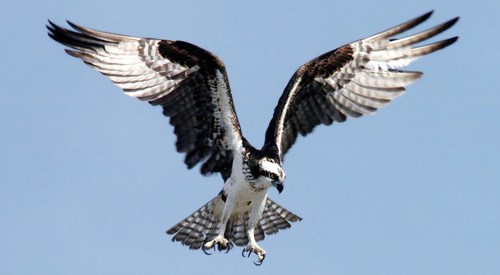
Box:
(257, 158), (285, 193)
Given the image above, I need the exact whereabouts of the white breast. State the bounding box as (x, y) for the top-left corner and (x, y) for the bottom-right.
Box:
(223, 152), (268, 215)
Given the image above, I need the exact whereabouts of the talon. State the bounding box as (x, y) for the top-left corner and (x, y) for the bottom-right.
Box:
(216, 243), (228, 252)
(241, 248), (252, 258)
(203, 235), (228, 254)
(202, 245), (213, 256)
(253, 254), (265, 266)
(225, 245), (230, 254)
(244, 243), (266, 265)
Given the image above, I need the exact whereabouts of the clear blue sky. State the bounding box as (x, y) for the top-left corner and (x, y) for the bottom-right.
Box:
(1, 1), (499, 274)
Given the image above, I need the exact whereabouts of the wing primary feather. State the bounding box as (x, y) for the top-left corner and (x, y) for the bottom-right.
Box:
(388, 17), (459, 49)
(66, 20), (139, 42)
(262, 12), (458, 159)
(409, 37), (459, 57)
(48, 20), (243, 178)
(363, 11), (434, 41)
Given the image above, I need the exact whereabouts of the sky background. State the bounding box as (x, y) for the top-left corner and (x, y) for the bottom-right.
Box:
(1, 1), (499, 274)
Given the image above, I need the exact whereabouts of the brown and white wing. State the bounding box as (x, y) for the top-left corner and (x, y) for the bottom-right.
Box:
(263, 11), (459, 161)
(47, 21), (243, 180)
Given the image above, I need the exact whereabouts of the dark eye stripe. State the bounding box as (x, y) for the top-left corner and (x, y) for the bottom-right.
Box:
(259, 169), (278, 180)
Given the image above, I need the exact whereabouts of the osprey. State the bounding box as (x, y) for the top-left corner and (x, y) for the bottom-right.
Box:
(47, 11), (458, 265)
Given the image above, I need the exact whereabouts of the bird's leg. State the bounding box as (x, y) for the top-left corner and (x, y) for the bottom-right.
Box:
(242, 195), (267, 265)
(243, 228), (266, 265)
(203, 194), (234, 251)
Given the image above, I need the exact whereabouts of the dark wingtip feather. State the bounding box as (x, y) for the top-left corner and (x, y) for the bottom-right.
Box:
(434, 17), (460, 37)
(66, 20), (83, 32)
(47, 31), (55, 40)
(47, 20), (68, 34)
(402, 10), (434, 31)
(431, 36), (459, 51)
(46, 20), (54, 31)
(46, 21), (66, 44)
(46, 20), (58, 37)
(405, 10), (434, 27)
(365, 10), (435, 41)
(448, 16), (460, 27)
(442, 36), (459, 47)
(46, 19), (57, 30)
(47, 20), (113, 55)
(422, 10), (434, 20)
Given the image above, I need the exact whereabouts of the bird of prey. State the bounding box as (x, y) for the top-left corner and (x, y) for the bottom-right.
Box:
(47, 11), (458, 265)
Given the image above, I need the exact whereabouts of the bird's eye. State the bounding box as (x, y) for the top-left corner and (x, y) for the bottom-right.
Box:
(270, 173), (277, 180)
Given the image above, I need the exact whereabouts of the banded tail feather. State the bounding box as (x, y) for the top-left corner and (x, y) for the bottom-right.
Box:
(167, 195), (302, 250)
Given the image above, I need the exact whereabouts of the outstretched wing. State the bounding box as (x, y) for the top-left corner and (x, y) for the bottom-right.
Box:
(263, 11), (459, 161)
(47, 21), (243, 180)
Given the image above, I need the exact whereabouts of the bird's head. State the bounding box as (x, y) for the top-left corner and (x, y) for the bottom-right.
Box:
(256, 157), (285, 193)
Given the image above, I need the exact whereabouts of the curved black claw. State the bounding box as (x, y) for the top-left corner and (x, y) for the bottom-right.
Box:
(241, 248), (252, 258)
(253, 254), (265, 266)
(224, 244), (230, 254)
(202, 245), (214, 256)
(216, 244), (229, 253)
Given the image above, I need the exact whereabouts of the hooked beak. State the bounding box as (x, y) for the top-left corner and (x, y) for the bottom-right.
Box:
(273, 180), (284, 194)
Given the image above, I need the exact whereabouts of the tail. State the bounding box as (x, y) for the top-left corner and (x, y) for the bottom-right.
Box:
(166, 195), (302, 250)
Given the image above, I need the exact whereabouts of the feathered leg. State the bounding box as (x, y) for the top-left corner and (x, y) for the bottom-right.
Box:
(203, 193), (235, 251)
(243, 192), (268, 265)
